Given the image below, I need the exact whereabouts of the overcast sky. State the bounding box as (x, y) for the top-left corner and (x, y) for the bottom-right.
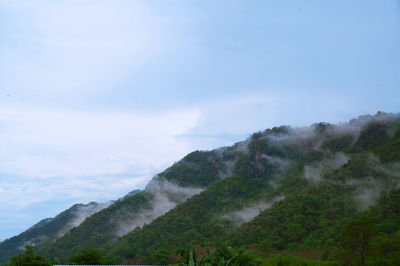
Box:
(0, 0), (399, 240)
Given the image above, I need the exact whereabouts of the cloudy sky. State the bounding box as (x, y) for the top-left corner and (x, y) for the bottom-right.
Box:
(0, 0), (399, 240)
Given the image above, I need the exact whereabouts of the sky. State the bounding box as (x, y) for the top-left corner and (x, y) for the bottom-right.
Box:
(0, 0), (399, 240)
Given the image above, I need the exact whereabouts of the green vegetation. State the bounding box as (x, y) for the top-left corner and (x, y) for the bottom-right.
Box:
(2, 112), (400, 265)
(261, 254), (340, 266)
(7, 245), (51, 266)
(336, 217), (376, 266)
(69, 248), (104, 265)
(176, 245), (261, 266)
(0, 202), (106, 263)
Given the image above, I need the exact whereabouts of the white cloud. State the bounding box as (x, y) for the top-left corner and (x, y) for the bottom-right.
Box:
(0, 105), (201, 208)
(192, 94), (281, 135)
(178, 91), (363, 151)
(0, 0), (170, 96)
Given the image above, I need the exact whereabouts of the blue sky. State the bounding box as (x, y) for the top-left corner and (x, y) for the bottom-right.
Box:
(0, 0), (399, 240)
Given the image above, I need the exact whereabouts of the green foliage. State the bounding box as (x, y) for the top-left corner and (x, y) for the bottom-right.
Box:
(261, 254), (341, 266)
(327, 189), (400, 265)
(162, 150), (221, 187)
(0, 203), (103, 263)
(322, 134), (355, 152)
(112, 167), (276, 260)
(206, 245), (261, 266)
(373, 138), (400, 163)
(176, 248), (206, 266)
(39, 191), (150, 261)
(233, 181), (355, 251)
(176, 245), (262, 266)
(369, 230), (400, 265)
(8, 245), (51, 266)
(349, 120), (400, 164)
(368, 189), (400, 234)
(337, 217), (376, 266)
(265, 126), (290, 135)
(353, 122), (391, 152)
(148, 248), (171, 265)
(69, 248), (103, 265)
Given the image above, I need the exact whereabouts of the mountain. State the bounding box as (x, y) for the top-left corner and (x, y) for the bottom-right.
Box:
(106, 113), (400, 264)
(121, 189), (141, 200)
(3, 112), (400, 264)
(0, 201), (110, 263)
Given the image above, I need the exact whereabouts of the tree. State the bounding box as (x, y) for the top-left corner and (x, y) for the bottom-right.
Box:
(8, 245), (51, 266)
(176, 245), (261, 266)
(176, 248), (206, 266)
(370, 230), (400, 264)
(206, 245), (261, 266)
(149, 249), (171, 265)
(339, 217), (376, 266)
(69, 248), (103, 265)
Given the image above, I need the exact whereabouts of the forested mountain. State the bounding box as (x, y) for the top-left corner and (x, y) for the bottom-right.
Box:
(2, 112), (400, 265)
(0, 202), (110, 263)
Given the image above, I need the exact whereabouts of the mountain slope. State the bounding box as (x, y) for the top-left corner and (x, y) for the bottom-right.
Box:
(4, 112), (400, 264)
(0, 202), (109, 263)
(32, 149), (224, 261)
(108, 112), (400, 263)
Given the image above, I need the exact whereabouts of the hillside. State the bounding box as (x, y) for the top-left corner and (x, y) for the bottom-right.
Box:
(108, 112), (400, 264)
(0, 202), (110, 263)
(2, 112), (400, 265)
(37, 150), (222, 261)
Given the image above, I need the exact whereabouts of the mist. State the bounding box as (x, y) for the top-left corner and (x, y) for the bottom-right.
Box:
(12, 202), (111, 251)
(231, 137), (252, 155)
(260, 154), (290, 170)
(305, 152), (400, 210)
(222, 196), (284, 226)
(304, 152), (349, 182)
(17, 234), (49, 250)
(347, 158), (400, 210)
(58, 202), (111, 237)
(266, 112), (399, 149)
(218, 159), (237, 179)
(117, 180), (203, 236)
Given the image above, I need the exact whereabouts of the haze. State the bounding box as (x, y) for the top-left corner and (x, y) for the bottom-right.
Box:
(0, 0), (399, 240)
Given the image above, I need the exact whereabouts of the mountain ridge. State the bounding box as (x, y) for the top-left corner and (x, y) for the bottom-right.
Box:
(2, 111), (400, 264)
(0, 201), (110, 263)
